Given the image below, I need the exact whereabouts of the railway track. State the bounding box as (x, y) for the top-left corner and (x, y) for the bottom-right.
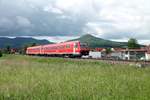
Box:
(65, 57), (150, 67)
(81, 58), (150, 67)
(29, 55), (150, 67)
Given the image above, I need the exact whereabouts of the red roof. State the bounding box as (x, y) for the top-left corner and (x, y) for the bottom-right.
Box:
(95, 48), (104, 51)
(147, 50), (150, 54)
(90, 48), (105, 52)
(111, 48), (147, 52)
(119, 49), (147, 52)
(112, 48), (125, 51)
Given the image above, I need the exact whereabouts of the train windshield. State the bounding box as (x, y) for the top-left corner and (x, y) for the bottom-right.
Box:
(80, 43), (88, 48)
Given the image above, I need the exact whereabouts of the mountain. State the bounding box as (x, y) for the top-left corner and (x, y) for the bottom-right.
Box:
(69, 34), (128, 48)
(0, 37), (52, 48)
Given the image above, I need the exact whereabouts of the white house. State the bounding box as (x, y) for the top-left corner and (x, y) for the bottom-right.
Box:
(144, 45), (150, 61)
(120, 49), (146, 60)
(110, 48), (124, 60)
(89, 51), (102, 58)
(89, 48), (106, 59)
(145, 52), (150, 61)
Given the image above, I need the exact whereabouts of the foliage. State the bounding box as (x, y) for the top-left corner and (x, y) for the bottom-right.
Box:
(19, 45), (28, 54)
(31, 43), (37, 46)
(3, 45), (11, 54)
(0, 50), (2, 57)
(106, 48), (112, 54)
(19, 43), (36, 54)
(0, 55), (150, 100)
(128, 38), (140, 49)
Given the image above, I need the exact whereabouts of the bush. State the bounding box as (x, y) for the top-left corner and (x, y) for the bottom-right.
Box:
(0, 50), (3, 57)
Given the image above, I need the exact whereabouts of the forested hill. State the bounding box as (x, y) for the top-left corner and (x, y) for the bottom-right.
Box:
(0, 37), (52, 48)
(69, 34), (128, 48)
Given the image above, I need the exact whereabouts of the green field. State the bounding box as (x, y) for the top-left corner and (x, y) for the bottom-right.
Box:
(0, 55), (150, 100)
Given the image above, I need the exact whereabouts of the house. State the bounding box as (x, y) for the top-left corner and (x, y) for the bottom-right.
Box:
(145, 51), (150, 61)
(89, 48), (106, 58)
(89, 51), (102, 58)
(120, 49), (146, 60)
(110, 48), (125, 60)
(144, 45), (150, 61)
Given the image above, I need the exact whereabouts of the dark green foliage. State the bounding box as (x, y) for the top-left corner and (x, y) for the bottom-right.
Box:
(128, 38), (140, 49)
(6, 45), (11, 54)
(3, 45), (11, 54)
(69, 34), (128, 48)
(106, 48), (112, 54)
(0, 50), (2, 57)
(31, 43), (37, 46)
(19, 43), (37, 54)
(19, 45), (28, 54)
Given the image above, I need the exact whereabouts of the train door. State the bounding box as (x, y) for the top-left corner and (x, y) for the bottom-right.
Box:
(74, 42), (80, 54)
(40, 46), (44, 55)
(73, 43), (76, 54)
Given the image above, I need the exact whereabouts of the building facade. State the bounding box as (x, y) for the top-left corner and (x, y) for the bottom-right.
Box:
(120, 49), (146, 60)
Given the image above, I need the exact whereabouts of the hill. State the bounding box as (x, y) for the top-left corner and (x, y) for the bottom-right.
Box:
(0, 37), (51, 48)
(70, 34), (128, 48)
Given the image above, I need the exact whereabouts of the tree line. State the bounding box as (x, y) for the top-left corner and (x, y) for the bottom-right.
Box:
(0, 43), (37, 57)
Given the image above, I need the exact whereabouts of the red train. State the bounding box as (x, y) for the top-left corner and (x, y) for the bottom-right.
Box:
(26, 41), (89, 57)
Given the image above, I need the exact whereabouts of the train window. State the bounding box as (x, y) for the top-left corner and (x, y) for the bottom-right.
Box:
(66, 44), (70, 48)
(74, 43), (78, 48)
(62, 45), (65, 49)
(80, 43), (88, 48)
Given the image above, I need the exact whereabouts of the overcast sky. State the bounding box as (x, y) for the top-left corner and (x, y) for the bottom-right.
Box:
(0, 0), (150, 43)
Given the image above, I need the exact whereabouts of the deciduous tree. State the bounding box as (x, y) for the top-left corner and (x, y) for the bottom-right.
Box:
(127, 38), (140, 49)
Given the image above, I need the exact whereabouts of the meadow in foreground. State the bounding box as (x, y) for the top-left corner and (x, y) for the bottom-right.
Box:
(0, 55), (150, 100)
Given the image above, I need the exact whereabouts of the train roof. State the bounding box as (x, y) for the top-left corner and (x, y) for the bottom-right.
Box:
(43, 41), (79, 46)
(60, 41), (80, 43)
(27, 41), (80, 49)
(27, 45), (41, 49)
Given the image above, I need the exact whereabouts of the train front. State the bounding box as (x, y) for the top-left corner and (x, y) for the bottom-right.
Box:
(77, 42), (89, 56)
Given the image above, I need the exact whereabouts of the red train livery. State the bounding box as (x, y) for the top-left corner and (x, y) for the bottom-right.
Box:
(26, 41), (89, 57)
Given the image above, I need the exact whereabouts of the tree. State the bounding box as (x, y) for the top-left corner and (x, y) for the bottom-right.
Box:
(0, 50), (3, 57)
(31, 43), (37, 46)
(106, 48), (112, 54)
(18, 43), (37, 55)
(19, 43), (37, 54)
(19, 45), (28, 54)
(3, 45), (11, 54)
(127, 38), (140, 49)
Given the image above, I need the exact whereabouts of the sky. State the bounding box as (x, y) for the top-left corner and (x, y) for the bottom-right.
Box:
(0, 0), (150, 44)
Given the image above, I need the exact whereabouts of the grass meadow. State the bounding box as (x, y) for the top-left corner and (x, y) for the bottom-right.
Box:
(0, 55), (150, 100)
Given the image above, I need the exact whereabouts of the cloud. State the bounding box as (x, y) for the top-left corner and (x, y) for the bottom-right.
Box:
(81, 0), (150, 40)
(0, 18), (16, 36)
(16, 16), (32, 27)
(43, 4), (63, 14)
(32, 36), (79, 43)
(0, 0), (149, 41)
(0, 18), (14, 29)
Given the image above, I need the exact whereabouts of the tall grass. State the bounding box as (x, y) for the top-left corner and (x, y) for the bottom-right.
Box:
(0, 55), (150, 100)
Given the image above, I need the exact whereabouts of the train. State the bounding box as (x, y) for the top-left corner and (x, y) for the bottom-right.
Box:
(26, 41), (89, 57)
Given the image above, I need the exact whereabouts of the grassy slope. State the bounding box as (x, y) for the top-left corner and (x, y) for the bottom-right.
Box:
(0, 55), (150, 100)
